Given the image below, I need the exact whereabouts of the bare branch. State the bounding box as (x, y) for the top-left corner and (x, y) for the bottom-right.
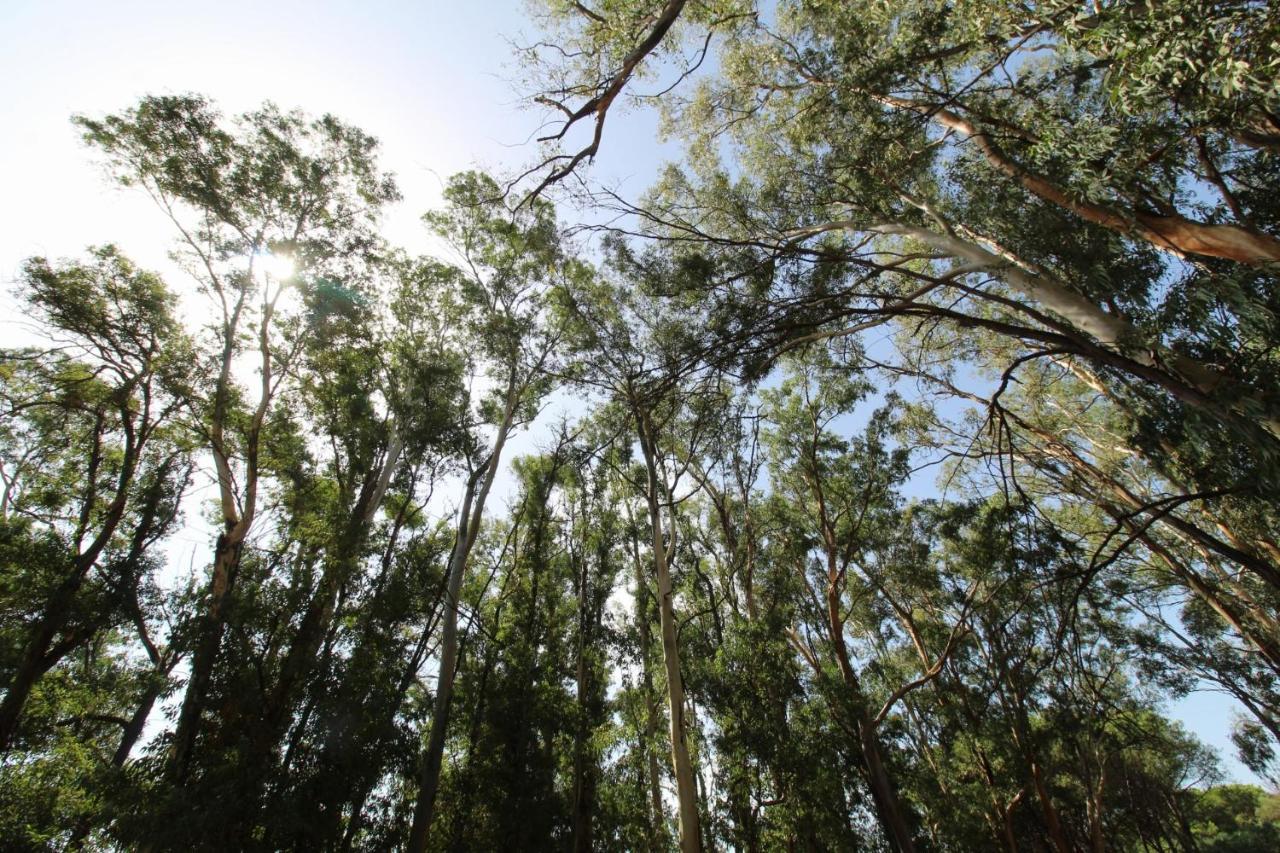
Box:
(522, 0), (689, 203)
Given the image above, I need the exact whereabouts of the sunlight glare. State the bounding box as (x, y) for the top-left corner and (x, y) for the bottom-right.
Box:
(255, 250), (296, 281)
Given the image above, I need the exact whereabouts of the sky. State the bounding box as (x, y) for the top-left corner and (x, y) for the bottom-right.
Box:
(0, 0), (672, 279)
(0, 0), (1264, 786)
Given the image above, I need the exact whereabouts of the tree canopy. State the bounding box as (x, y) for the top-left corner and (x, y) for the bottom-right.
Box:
(3, 2), (1280, 850)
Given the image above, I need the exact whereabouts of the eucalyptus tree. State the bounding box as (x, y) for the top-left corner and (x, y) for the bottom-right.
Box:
(247, 258), (418, 747)
(889, 327), (1280, 762)
(427, 433), (611, 851)
(756, 350), (943, 853)
(157, 249), (471, 850)
(523, 0), (1280, 777)
(9, 22), (1280, 845)
(0, 248), (193, 754)
(614, 432), (677, 853)
(553, 237), (739, 853)
(526, 0), (1280, 263)
(0, 249), (194, 850)
(264, 255), (470, 851)
(405, 171), (573, 851)
(76, 94), (402, 789)
(521, 0), (1280, 471)
(921, 497), (1230, 851)
(674, 389), (859, 851)
(561, 431), (626, 852)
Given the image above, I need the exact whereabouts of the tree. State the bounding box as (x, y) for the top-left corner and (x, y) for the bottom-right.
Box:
(77, 95), (402, 793)
(554, 239), (729, 853)
(405, 171), (570, 851)
(0, 247), (192, 753)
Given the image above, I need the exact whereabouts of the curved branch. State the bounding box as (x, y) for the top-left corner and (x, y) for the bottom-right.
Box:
(524, 0), (688, 202)
(876, 94), (1280, 265)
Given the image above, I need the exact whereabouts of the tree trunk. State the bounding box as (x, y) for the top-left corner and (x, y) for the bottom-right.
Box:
(406, 392), (516, 853)
(235, 435), (405, 818)
(1087, 758), (1107, 853)
(166, 530), (244, 782)
(822, 579), (917, 853)
(405, 479), (478, 853)
(637, 413), (703, 853)
(1028, 756), (1072, 853)
(571, 533), (599, 853)
(163, 280), (274, 786)
(113, 678), (164, 766)
(883, 224), (1280, 443)
(860, 721), (918, 853)
(0, 427), (141, 751)
(0, 583), (79, 750)
(997, 658), (1072, 853)
(630, 519), (668, 851)
(268, 436), (403, 734)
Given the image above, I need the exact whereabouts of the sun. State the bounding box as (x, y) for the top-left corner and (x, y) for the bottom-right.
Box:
(254, 250), (295, 281)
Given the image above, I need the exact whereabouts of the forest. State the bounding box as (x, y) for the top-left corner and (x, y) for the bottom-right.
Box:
(2, 1), (1280, 850)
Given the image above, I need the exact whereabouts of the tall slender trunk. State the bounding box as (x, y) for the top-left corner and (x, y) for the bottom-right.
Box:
(167, 530), (244, 782)
(334, 611), (443, 853)
(114, 679), (164, 767)
(166, 287), (273, 785)
(405, 477), (477, 853)
(823, 582), (917, 853)
(1086, 754), (1107, 853)
(629, 519), (668, 850)
(233, 435), (405, 823)
(636, 412), (703, 853)
(859, 722), (917, 853)
(1028, 756), (1072, 853)
(996, 653), (1072, 853)
(807, 432), (916, 853)
(0, 585), (81, 750)
(300, 480), (424, 846)
(269, 435), (403, 730)
(571, 526), (600, 853)
(406, 388), (517, 853)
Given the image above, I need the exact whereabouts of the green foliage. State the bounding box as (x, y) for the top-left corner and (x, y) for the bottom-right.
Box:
(1191, 784), (1280, 852)
(8, 2), (1280, 842)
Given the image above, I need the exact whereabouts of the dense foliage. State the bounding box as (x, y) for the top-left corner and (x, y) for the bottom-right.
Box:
(3, 1), (1280, 850)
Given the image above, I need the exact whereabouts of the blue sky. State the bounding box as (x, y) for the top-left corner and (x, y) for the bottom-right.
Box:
(0, 0), (1264, 787)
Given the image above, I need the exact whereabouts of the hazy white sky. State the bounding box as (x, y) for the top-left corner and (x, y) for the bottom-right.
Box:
(2, 3), (470, 270)
(0, 0), (1259, 786)
(0, 0), (667, 280)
